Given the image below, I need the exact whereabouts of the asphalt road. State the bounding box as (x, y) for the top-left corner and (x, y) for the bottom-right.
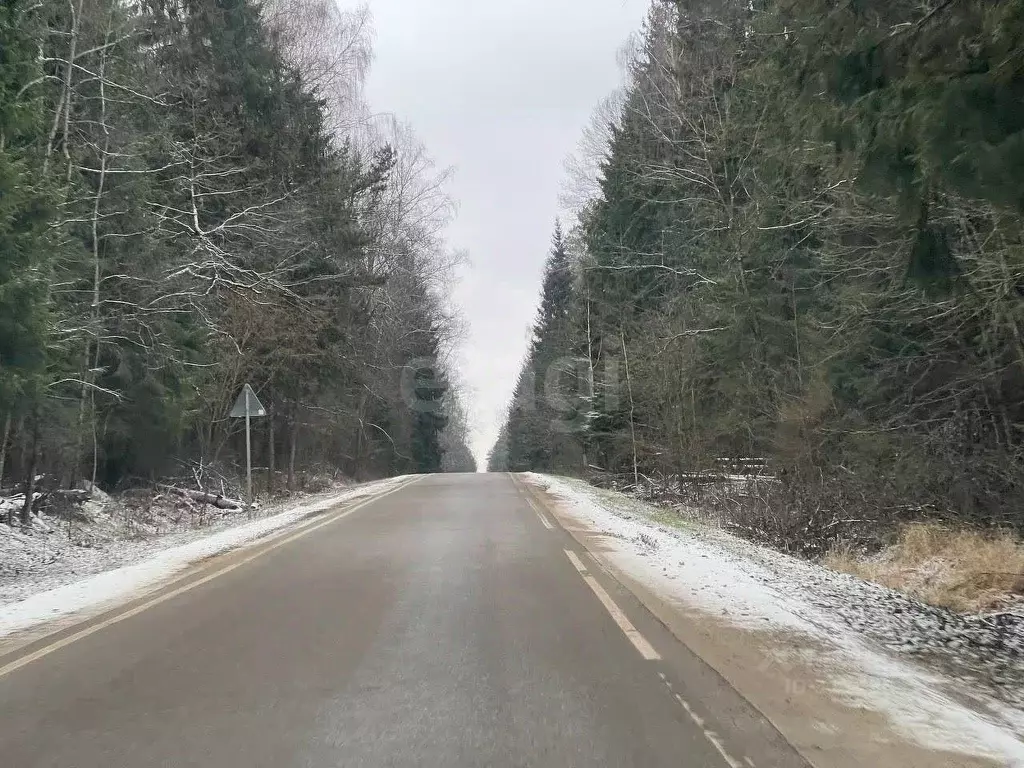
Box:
(0, 473), (807, 767)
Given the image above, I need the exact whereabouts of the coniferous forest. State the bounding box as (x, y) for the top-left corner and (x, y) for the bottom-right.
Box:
(489, 0), (1024, 550)
(0, 0), (476, 521)
(4, 2), (1024, 758)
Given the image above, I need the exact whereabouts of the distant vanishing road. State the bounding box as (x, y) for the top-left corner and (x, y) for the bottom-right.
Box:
(0, 473), (808, 767)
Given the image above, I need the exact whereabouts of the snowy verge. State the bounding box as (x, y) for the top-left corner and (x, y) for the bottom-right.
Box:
(525, 473), (1024, 767)
(0, 475), (410, 639)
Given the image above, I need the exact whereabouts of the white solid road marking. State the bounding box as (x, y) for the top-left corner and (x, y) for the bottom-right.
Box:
(0, 476), (423, 680)
(564, 549), (588, 571)
(563, 549), (660, 660)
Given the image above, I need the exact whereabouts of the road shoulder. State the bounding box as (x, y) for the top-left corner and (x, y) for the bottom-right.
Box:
(0, 475), (418, 659)
(520, 473), (1019, 768)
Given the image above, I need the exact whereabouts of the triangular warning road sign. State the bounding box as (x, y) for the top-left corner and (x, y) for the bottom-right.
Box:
(230, 383), (267, 418)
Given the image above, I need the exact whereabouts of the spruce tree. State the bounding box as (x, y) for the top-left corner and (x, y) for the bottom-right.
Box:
(0, 0), (60, 519)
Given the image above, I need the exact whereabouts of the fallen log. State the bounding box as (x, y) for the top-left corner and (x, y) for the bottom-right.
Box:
(163, 486), (243, 511)
(1, 492), (45, 512)
(48, 489), (91, 503)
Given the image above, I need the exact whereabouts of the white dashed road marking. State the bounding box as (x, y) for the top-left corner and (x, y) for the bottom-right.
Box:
(658, 671), (749, 768)
(525, 475), (748, 768)
(523, 496), (554, 529)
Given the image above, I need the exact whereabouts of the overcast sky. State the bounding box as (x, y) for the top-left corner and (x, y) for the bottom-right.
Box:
(359, 0), (650, 467)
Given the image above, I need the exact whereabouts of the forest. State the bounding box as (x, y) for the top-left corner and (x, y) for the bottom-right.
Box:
(0, 0), (475, 524)
(489, 0), (1024, 552)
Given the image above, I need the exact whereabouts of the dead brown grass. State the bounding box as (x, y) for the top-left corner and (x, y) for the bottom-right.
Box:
(826, 523), (1024, 614)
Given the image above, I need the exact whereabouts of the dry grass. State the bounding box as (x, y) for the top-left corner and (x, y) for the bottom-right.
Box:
(826, 523), (1024, 614)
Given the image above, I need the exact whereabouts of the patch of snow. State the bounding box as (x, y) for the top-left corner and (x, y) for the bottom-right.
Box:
(0, 476), (409, 639)
(527, 473), (1024, 767)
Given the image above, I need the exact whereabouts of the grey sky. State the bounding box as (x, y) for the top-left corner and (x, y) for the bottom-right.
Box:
(360, 0), (650, 467)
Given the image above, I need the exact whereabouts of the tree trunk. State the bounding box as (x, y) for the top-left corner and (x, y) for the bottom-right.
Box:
(91, 403), (99, 488)
(164, 486), (243, 510)
(0, 413), (11, 491)
(42, 0), (83, 174)
(354, 391), (368, 474)
(287, 415), (298, 491)
(583, 292), (595, 474)
(620, 327), (639, 488)
(87, 23), (112, 490)
(21, 411), (40, 527)
(268, 405), (276, 495)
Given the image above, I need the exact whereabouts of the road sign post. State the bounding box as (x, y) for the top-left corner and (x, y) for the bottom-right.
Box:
(245, 389), (252, 501)
(230, 384), (267, 503)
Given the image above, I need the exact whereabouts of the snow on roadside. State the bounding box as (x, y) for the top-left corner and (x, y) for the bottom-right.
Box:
(0, 476), (409, 639)
(526, 473), (1024, 767)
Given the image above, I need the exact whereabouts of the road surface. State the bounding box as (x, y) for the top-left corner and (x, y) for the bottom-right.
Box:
(0, 473), (807, 767)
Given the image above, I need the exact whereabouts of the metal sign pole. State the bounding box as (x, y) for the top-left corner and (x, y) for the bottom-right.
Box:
(245, 387), (252, 502)
(230, 384), (266, 506)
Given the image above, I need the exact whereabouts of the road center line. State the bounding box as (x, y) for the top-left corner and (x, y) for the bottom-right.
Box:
(563, 549), (660, 660)
(0, 476), (422, 680)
